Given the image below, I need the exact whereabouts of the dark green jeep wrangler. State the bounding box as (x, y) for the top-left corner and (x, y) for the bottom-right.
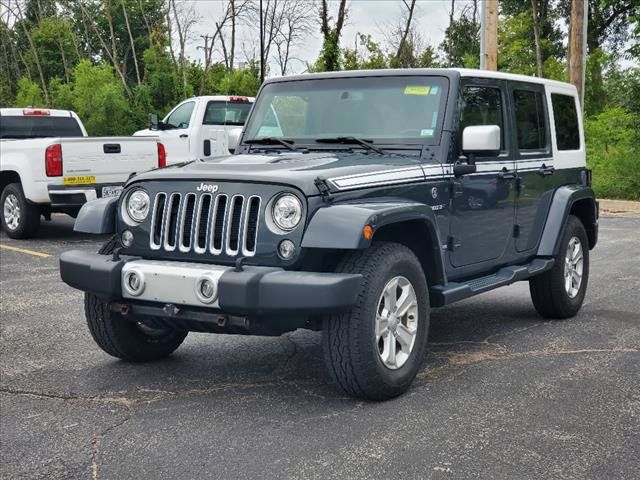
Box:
(60, 69), (598, 400)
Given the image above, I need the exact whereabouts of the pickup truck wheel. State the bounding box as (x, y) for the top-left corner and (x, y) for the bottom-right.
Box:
(529, 215), (590, 319)
(1, 183), (40, 239)
(323, 242), (430, 400)
(84, 236), (188, 362)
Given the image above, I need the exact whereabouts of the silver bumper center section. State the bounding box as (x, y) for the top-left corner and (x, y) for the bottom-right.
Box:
(121, 260), (231, 308)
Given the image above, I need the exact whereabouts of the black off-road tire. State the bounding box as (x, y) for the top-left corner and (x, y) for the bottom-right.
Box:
(84, 235), (187, 362)
(529, 215), (590, 319)
(323, 242), (430, 401)
(1, 183), (40, 239)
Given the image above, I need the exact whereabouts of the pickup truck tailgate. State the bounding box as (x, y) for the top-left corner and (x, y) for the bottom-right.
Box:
(61, 137), (159, 183)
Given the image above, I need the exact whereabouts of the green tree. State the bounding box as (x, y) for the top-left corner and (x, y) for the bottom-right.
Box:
(14, 78), (45, 107)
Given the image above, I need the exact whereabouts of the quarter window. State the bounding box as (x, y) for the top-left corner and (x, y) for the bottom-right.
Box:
(513, 90), (547, 151)
(551, 94), (580, 150)
(459, 86), (505, 151)
(165, 101), (195, 129)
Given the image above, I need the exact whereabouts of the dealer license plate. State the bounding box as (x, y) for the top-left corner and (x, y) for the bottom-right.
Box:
(63, 175), (96, 185)
(102, 186), (124, 198)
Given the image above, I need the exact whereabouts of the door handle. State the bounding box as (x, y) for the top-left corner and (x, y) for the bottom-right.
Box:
(499, 167), (516, 180)
(179, 134), (189, 138)
(538, 164), (555, 176)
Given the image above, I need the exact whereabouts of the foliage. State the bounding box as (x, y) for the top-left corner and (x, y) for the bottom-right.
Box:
(585, 108), (640, 200)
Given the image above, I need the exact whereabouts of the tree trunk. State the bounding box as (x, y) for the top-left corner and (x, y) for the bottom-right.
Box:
(15, 3), (50, 104)
(396, 0), (416, 59)
(122, 0), (142, 85)
(569, 0), (586, 107)
(531, 0), (544, 77)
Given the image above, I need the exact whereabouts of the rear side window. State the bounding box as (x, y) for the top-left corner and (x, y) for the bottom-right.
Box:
(551, 94), (580, 150)
(459, 86), (505, 151)
(513, 89), (547, 151)
(0, 116), (83, 139)
(203, 101), (252, 126)
(165, 101), (195, 129)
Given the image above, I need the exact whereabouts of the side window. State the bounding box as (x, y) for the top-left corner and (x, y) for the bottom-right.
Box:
(165, 101), (195, 129)
(551, 94), (580, 150)
(459, 85), (505, 152)
(513, 89), (547, 151)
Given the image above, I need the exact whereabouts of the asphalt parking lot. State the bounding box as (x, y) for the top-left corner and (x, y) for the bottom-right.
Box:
(1, 214), (638, 479)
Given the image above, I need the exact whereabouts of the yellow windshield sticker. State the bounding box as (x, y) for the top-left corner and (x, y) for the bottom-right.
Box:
(404, 85), (430, 96)
(63, 175), (96, 185)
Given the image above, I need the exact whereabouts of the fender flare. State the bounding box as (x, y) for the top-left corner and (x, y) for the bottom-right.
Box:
(73, 197), (118, 234)
(537, 185), (598, 257)
(302, 200), (447, 284)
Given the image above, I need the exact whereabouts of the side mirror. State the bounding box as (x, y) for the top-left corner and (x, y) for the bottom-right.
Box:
(462, 125), (501, 157)
(148, 113), (159, 131)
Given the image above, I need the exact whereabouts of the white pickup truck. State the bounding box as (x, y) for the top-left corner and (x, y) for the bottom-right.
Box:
(133, 95), (254, 164)
(0, 108), (164, 238)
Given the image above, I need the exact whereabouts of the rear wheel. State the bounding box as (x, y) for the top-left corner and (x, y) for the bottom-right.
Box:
(529, 215), (590, 319)
(84, 236), (187, 362)
(1, 183), (40, 239)
(323, 242), (430, 400)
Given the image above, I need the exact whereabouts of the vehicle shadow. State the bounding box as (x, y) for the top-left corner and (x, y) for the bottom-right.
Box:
(79, 292), (546, 403)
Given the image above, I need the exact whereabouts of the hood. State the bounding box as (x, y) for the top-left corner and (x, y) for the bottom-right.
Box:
(131, 151), (433, 196)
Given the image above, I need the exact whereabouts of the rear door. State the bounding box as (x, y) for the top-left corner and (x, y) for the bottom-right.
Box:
(198, 98), (253, 155)
(449, 78), (516, 267)
(509, 82), (554, 253)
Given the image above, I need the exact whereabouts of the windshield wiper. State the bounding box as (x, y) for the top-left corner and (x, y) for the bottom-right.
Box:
(245, 137), (298, 151)
(315, 136), (387, 155)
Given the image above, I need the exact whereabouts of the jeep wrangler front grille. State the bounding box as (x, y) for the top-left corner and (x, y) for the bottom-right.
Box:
(149, 192), (261, 257)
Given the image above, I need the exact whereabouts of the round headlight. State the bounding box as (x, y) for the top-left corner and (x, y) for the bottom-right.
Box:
(125, 189), (150, 223)
(271, 194), (302, 231)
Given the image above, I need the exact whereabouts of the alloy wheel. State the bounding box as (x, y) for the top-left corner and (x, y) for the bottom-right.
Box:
(3, 193), (21, 230)
(564, 236), (584, 299)
(375, 276), (419, 370)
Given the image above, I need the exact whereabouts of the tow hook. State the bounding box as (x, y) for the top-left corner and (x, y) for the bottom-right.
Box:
(163, 304), (180, 316)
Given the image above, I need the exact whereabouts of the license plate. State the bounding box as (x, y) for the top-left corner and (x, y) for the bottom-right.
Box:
(63, 175), (96, 185)
(102, 186), (124, 198)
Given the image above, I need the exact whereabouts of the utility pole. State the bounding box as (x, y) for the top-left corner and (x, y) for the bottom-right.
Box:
(480, 0), (498, 70)
(259, 0), (265, 83)
(569, 0), (588, 111)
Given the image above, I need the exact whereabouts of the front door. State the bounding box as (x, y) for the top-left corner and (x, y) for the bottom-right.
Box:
(449, 79), (516, 267)
(509, 82), (554, 253)
(160, 100), (195, 165)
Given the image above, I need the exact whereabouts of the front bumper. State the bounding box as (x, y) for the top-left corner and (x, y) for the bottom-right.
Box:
(59, 250), (361, 316)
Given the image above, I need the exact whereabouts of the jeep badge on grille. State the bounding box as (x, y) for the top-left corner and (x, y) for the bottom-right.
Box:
(196, 183), (219, 193)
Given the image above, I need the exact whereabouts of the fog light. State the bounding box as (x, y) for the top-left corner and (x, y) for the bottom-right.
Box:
(121, 229), (134, 247)
(123, 270), (145, 296)
(195, 276), (218, 304)
(278, 239), (295, 259)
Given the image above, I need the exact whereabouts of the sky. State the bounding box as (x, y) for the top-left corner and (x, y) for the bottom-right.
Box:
(185, 0), (477, 75)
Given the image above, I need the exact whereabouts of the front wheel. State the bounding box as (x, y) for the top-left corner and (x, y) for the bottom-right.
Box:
(84, 236), (187, 362)
(529, 215), (590, 319)
(323, 242), (430, 401)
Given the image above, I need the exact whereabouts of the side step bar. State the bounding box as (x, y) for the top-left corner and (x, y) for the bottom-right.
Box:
(430, 258), (555, 307)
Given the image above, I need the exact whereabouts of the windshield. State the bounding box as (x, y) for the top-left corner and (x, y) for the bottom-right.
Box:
(0, 116), (83, 139)
(203, 101), (252, 126)
(244, 76), (449, 146)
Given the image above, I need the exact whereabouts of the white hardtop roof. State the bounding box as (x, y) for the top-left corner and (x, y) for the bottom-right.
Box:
(453, 68), (577, 91)
(0, 108), (77, 117)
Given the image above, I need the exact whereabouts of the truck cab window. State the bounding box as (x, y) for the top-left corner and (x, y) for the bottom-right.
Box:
(165, 101), (195, 129)
(459, 86), (505, 152)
